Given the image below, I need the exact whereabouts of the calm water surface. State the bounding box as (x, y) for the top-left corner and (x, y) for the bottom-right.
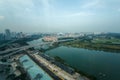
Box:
(45, 46), (120, 80)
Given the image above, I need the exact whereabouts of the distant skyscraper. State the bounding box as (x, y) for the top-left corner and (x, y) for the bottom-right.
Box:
(0, 33), (5, 41)
(5, 29), (11, 40)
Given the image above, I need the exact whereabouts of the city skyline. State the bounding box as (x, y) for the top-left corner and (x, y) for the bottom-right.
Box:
(0, 0), (120, 32)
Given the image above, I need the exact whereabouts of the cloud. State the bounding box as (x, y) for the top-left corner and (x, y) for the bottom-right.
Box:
(0, 16), (4, 20)
(82, 0), (104, 9)
(42, 0), (50, 17)
(41, 0), (55, 17)
(64, 12), (95, 17)
(118, 8), (120, 12)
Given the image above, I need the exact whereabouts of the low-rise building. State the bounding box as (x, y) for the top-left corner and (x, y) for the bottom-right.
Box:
(43, 36), (58, 42)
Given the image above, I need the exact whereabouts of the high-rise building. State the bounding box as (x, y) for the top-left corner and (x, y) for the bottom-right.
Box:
(0, 33), (5, 41)
(5, 29), (11, 40)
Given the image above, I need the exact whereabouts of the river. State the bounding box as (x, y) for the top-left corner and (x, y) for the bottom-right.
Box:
(45, 46), (120, 80)
(28, 39), (120, 80)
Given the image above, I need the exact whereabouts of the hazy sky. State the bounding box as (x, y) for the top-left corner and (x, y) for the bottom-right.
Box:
(0, 0), (120, 32)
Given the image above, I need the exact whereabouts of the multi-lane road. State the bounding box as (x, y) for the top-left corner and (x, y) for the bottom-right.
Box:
(0, 42), (51, 57)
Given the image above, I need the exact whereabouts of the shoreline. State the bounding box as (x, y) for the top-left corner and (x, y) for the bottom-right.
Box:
(58, 40), (120, 53)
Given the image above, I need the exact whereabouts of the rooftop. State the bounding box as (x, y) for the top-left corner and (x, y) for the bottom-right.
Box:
(19, 55), (53, 80)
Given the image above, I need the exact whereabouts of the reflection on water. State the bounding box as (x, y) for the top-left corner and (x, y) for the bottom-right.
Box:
(45, 46), (120, 80)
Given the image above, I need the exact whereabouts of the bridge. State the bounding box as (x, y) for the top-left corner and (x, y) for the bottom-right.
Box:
(0, 39), (74, 57)
(0, 42), (51, 57)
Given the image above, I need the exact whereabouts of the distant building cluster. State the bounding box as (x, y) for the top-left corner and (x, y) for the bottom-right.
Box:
(0, 29), (26, 41)
(42, 32), (96, 42)
(43, 36), (58, 42)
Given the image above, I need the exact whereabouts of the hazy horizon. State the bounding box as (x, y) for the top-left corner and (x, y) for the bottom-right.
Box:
(0, 0), (120, 33)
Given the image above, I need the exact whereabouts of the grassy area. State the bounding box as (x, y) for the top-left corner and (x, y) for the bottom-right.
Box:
(54, 56), (65, 64)
(92, 38), (120, 44)
(60, 39), (120, 53)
